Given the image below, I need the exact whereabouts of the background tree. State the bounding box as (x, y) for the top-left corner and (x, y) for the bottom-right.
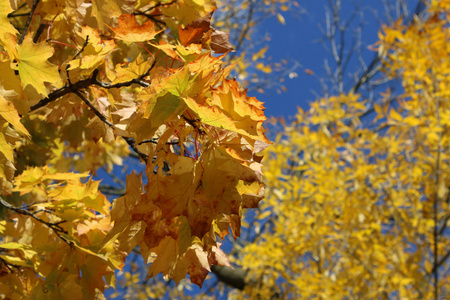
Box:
(221, 0), (450, 299)
(0, 0), (275, 299)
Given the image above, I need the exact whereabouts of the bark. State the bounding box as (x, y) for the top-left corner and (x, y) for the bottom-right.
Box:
(211, 265), (247, 290)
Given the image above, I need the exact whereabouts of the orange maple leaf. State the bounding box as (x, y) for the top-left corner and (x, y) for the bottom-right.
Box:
(109, 14), (163, 43)
(179, 11), (213, 46)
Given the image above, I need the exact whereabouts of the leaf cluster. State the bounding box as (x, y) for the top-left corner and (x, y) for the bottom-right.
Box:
(0, 0), (269, 298)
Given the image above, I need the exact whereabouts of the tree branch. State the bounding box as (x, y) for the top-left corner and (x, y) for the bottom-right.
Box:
(143, 0), (177, 13)
(0, 198), (71, 246)
(74, 91), (149, 163)
(18, 0), (40, 45)
(31, 58), (155, 112)
(211, 265), (247, 290)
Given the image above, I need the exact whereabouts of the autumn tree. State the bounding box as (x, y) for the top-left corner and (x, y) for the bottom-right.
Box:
(0, 0), (275, 299)
(209, 0), (450, 299)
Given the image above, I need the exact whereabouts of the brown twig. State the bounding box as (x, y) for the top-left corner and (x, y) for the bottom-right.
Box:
(143, 0), (177, 13)
(66, 35), (90, 83)
(18, 0), (41, 45)
(74, 90), (149, 163)
(0, 198), (70, 246)
(33, 23), (46, 43)
(31, 59), (155, 111)
(138, 138), (179, 145)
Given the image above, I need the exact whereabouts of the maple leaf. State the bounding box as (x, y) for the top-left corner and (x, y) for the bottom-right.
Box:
(210, 29), (234, 53)
(149, 40), (178, 58)
(109, 14), (163, 43)
(15, 35), (62, 96)
(90, 0), (123, 31)
(179, 11), (234, 53)
(112, 54), (152, 84)
(68, 27), (117, 76)
(0, 132), (14, 162)
(182, 79), (269, 144)
(179, 11), (214, 46)
(146, 236), (179, 280)
(0, 93), (30, 137)
(0, 0), (18, 58)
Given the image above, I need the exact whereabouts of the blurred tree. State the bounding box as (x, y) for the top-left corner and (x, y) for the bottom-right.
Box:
(0, 0), (282, 299)
(224, 0), (450, 299)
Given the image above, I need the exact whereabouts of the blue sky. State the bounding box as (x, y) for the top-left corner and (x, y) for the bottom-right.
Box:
(258, 0), (390, 118)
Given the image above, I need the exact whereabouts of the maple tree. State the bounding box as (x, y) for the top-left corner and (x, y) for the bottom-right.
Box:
(0, 0), (274, 298)
(219, 1), (450, 299)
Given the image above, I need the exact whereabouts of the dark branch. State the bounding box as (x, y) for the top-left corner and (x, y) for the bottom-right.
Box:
(31, 58), (155, 112)
(74, 91), (149, 163)
(430, 249), (450, 277)
(143, 0), (177, 13)
(33, 23), (46, 43)
(30, 71), (99, 111)
(138, 138), (179, 145)
(7, 3), (29, 18)
(99, 185), (126, 196)
(18, 0), (41, 45)
(0, 198), (71, 246)
(211, 265), (247, 290)
(122, 137), (149, 163)
(74, 90), (114, 127)
(349, 0), (429, 95)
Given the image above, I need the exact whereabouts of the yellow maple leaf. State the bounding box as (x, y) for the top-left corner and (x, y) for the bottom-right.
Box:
(0, 1), (18, 58)
(15, 35), (63, 96)
(112, 54), (151, 85)
(0, 131), (13, 162)
(0, 93), (30, 137)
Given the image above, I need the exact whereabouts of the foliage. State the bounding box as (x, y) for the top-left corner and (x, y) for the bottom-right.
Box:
(0, 0), (271, 299)
(230, 1), (450, 299)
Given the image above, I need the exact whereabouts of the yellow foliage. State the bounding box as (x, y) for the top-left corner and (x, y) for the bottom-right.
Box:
(232, 4), (450, 299)
(0, 0), (270, 298)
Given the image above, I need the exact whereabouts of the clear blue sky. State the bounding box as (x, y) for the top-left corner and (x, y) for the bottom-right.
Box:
(258, 0), (392, 118)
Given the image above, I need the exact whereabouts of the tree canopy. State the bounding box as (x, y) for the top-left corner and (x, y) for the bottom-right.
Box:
(0, 0), (277, 299)
(228, 1), (450, 299)
(2, 0), (449, 299)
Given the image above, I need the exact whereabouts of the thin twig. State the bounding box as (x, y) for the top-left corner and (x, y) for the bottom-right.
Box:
(74, 91), (149, 163)
(74, 90), (114, 127)
(18, 0), (41, 45)
(143, 0), (177, 13)
(66, 35), (90, 84)
(30, 70), (99, 111)
(31, 59), (155, 111)
(138, 138), (179, 145)
(0, 198), (71, 246)
(122, 137), (149, 163)
(6, 3), (28, 18)
(228, 0), (254, 61)
(430, 249), (450, 276)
